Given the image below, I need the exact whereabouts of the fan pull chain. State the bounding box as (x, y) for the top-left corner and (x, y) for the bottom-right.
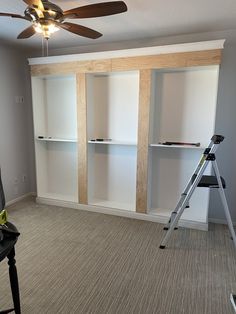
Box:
(41, 37), (49, 57)
(46, 38), (49, 57)
(41, 35), (44, 57)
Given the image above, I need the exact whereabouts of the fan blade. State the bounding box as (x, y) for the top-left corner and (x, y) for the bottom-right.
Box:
(56, 22), (102, 39)
(17, 25), (36, 39)
(23, 0), (44, 11)
(0, 12), (29, 20)
(63, 1), (127, 19)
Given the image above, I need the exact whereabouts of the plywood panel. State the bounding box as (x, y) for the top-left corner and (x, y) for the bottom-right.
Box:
(46, 142), (78, 201)
(88, 145), (137, 211)
(111, 49), (222, 71)
(136, 69), (152, 213)
(31, 77), (47, 136)
(45, 76), (77, 139)
(87, 72), (139, 142)
(77, 73), (88, 204)
(151, 67), (219, 147)
(150, 148), (210, 223)
(30, 49), (222, 76)
(31, 59), (112, 76)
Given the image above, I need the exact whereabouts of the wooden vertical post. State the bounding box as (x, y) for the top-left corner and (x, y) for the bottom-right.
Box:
(136, 69), (152, 213)
(77, 73), (88, 204)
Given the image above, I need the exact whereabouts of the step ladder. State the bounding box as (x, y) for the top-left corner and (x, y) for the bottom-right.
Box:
(159, 135), (236, 249)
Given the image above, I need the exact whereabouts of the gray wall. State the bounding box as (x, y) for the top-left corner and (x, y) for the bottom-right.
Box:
(0, 44), (35, 203)
(208, 40), (236, 223)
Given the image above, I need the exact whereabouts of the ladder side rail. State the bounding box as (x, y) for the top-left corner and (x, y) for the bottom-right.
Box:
(168, 143), (220, 232)
(165, 141), (217, 229)
(165, 194), (189, 230)
(212, 160), (236, 247)
(182, 140), (217, 195)
(160, 158), (211, 248)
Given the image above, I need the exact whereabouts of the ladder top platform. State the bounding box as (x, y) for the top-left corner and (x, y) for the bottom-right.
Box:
(197, 175), (226, 188)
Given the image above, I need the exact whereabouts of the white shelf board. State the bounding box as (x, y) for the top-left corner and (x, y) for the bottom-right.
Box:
(89, 199), (135, 212)
(36, 137), (77, 143)
(149, 208), (172, 218)
(150, 143), (205, 149)
(88, 140), (137, 146)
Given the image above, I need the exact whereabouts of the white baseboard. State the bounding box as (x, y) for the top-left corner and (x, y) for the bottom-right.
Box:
(208, 217), (236, 226)
(6, 192), (36, 207)
(36, 196), (208, 231)
(8, 194), (236, 230)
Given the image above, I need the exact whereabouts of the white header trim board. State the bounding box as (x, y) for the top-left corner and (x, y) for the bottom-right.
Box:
(28, 39), (225, 65)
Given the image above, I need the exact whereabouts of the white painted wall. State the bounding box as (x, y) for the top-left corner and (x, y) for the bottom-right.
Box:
(0, 44), (35, 202)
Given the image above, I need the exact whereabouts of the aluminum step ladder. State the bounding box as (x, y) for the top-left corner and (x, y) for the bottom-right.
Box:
(159, 135), (236, 249)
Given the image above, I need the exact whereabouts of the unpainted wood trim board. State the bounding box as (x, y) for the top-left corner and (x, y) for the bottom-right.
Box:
(31, 59), (112, 76)
(77, 73), (88, 204)
(30, 49), (222, 76)
(136, 69), (152, 214)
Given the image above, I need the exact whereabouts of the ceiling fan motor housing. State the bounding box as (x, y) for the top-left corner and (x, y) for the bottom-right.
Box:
(25, 1), (64, 22)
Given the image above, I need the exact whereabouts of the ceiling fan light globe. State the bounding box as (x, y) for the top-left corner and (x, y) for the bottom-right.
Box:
(33, 22), (43, 33)
(47, 23), (59, 33)
(33, 20), (59, 39)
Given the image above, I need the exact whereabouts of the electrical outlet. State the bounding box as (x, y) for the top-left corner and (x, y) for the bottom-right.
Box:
(22, 174), (27, 182)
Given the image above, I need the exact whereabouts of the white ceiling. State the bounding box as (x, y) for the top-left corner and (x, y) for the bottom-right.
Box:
(0, 0), (236, 50)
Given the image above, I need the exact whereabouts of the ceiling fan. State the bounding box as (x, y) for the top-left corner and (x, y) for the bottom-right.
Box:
(0, 0), (128, 40)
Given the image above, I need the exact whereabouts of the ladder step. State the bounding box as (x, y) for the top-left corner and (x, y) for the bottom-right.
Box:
(194, 175), (226, 188)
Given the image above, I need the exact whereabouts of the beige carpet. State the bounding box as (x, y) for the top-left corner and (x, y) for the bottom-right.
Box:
(0, 197), (235, 313)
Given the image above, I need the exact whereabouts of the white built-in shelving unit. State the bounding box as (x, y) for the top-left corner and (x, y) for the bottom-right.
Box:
(31, 75), (78, 202)
(87, 71), (139, 211)
(29, 40), (224, 230)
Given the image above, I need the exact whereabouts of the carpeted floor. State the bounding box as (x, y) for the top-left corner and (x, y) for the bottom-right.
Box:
(0, 197), (235, 313)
